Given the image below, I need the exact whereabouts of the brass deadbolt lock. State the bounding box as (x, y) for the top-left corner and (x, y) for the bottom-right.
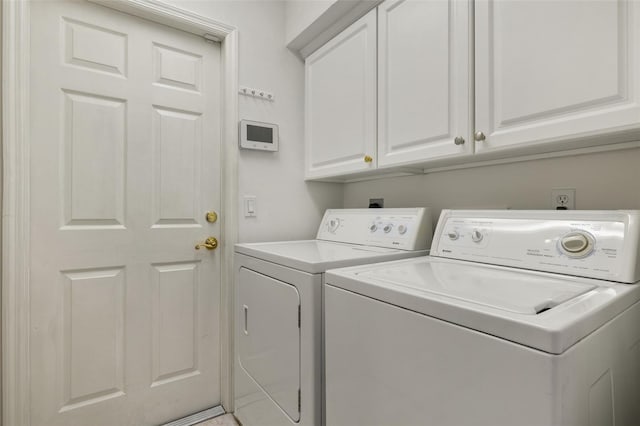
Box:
(206, 211), (218, 223)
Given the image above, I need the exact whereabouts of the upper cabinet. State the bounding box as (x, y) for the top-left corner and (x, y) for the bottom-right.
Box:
(304, 0), (640, 181)
(475, 0), (640, 153)
(305, 10), (377, 179)
(306, 0), (472, 179)
(378, 0), (472, 167)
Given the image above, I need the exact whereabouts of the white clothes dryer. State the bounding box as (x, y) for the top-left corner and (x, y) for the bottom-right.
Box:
(324, 210), (640, 426)
(233, 208), (433, 426)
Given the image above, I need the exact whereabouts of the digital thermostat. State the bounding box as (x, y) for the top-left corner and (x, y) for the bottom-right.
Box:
(239, 119), (279, 151)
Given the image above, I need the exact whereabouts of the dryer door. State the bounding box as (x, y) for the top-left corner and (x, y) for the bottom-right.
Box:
(238, 268), (301, 421)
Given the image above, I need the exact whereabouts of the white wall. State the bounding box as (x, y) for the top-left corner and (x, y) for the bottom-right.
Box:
(165, 1), (344, 242)
(343, 147), (640, 224)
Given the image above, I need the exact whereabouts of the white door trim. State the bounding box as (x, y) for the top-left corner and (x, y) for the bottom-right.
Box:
(1, 1), (239, 424)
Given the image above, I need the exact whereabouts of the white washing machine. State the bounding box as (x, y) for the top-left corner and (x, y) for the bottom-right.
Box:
(324, 210), (640, 426)
(233, 208), (433, 426)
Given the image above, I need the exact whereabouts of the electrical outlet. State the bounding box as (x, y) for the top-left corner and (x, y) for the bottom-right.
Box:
(551, 188), (575, 210)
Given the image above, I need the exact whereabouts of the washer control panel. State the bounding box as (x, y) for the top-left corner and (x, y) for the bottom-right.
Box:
(432, 210), (640, 283)
(317, 208), (433, 251)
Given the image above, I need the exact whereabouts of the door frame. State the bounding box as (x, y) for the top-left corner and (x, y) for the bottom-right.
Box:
(1, 0), (239, 424)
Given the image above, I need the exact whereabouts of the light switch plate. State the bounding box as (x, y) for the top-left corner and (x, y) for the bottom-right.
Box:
(243, 195), (257, 217)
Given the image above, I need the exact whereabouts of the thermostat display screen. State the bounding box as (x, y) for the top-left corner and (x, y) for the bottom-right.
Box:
(247, 124), (273, 144)
(239, 119), (279, 151)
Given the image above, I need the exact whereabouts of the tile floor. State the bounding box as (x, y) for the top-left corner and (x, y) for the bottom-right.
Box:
(196, 413), (239, 426)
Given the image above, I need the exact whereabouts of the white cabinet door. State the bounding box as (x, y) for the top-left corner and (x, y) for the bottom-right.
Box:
(475, 0), (640, 153)
(377, 0), (472, 167)
(305, 9), (377, 179)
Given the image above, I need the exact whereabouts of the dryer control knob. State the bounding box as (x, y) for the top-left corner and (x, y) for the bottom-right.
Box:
(471, 229), (483, 243)
(383, 223), (393, 233)
(327, 218), (340, 233)
(398, 224), (407, 235)
(448, 231), (459, 240)
(369, 223), (378, 233)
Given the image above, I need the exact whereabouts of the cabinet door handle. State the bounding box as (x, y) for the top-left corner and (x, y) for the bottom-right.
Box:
(474, 131), (486, 142)
(454, 136), (465, 145)
(364, 155), (373, 163)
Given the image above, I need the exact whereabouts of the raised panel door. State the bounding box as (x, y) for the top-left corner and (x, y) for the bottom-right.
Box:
(475, 0), (640, 152)
(29, 1), (221, 424)
(305, 8), (377, 179)
(377, 0), (472, 167)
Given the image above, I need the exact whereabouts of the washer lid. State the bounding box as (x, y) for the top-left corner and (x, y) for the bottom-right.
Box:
(357, 260), (596, 314)
(325, 256), (640, 354)
(235, 240), (427, 274)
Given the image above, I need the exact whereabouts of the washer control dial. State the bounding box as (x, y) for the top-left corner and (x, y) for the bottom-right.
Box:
(369, 223), (378, 233)
(471, 229), (483, 243)
(447, 231), (459, 241)
(560, 231), (595, 258)
(398, 224), (407, 235)
(383, 223), (393, 233)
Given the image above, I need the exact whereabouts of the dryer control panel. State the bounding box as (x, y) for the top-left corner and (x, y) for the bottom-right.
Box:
(432, 210), (640, 283)
(317, 208), (433, 251)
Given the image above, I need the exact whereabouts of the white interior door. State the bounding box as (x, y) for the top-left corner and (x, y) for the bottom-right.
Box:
(29, 1), (222, 425)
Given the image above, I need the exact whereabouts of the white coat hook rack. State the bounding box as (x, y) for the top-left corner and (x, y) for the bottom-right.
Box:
(239, 86), (275, 101)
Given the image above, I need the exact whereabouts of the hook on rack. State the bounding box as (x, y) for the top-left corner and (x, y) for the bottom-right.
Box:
(239, 85), (275, 102)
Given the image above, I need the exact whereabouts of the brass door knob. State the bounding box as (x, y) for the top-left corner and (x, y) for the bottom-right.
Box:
(195, 237), (218, 250)
(364, 155), (373, 163)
